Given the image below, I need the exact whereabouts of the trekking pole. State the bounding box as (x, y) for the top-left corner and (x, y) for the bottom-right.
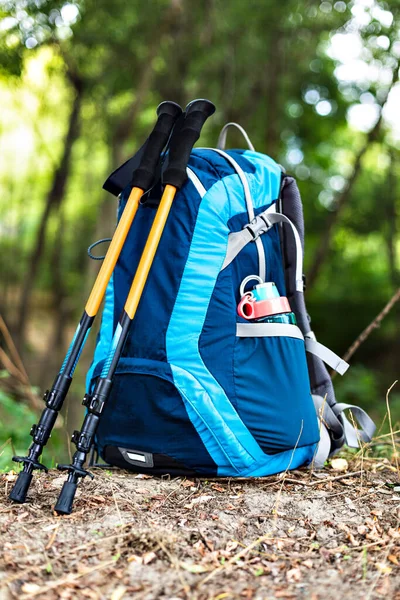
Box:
(9, 101), (183, 505)
(54, 99), (216, 515)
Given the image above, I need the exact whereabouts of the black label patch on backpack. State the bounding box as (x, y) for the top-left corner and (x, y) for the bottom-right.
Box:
(118, 447), (154, 468)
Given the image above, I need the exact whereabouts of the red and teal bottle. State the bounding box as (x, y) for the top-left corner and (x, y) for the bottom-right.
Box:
(237, 278), (297, 324)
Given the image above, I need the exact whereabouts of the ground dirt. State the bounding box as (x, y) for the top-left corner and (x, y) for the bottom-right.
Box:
(1, 461), (400, 600)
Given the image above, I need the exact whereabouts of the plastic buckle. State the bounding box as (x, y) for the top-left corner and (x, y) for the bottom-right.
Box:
(243, 217), (261, 241)
(259, 214), (273, 229)
(243, 214), (272, 242)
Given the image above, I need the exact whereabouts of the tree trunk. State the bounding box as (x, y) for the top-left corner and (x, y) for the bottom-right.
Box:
(264, 28), (283, 157)
(384, 150), (400, 290)
(306, 140), (369, 288)
(111, 0), (183, 166)
(38, 208), (69, 388)
(15, 76), (83, 352)
(307, 64), (399, 289)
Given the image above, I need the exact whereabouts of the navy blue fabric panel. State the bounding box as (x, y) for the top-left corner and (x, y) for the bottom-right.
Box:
(226, 150), (256, 174)
(199, 205), (287, 409)
(193, 149), (256, 176)
(191, 149), (237, 180)
(234, 336), (320, 452)
(95, 358), (217, 475)
(260, 226), (287, 298)
(114, 176), (206, 362)
(189, 152), (222, 188)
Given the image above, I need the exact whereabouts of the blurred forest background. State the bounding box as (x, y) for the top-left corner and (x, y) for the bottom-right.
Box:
(0, 0), (399, 469)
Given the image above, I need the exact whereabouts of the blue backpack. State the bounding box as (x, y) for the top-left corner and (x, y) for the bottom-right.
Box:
(87, 123), (375, 477)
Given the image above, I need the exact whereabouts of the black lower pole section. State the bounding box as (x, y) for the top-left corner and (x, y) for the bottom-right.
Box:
(54, 480), (78, 515)
(9, 312), (94, 505)
(54, 380), (113, 514)
(9, 470), (33, 504)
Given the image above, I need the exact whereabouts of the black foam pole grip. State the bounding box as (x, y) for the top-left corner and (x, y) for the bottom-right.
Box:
(162, 99), (216, 190)
(131, 101), (182, 190)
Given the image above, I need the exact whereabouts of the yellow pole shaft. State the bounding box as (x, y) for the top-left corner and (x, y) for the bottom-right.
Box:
(124, 184), (176, 319)
(85, 187), (143, 317)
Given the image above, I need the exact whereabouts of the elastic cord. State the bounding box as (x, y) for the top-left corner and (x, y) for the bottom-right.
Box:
(87, 238), (112, 261)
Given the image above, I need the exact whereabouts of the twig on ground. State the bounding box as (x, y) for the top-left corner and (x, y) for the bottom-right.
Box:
(45, 524), (60, 550)
(347, 409), (366, 488)
(374, 429), (400, 440)
(110, 480), (123, 526)
(281, 470), (362, 487)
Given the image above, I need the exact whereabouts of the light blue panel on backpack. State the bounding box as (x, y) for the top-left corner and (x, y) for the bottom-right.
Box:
(167, 175), (263, 473)
(166, 156), (317, 476)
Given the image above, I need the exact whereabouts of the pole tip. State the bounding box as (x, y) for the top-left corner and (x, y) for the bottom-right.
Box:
(54, 480), (78, 515)
(9, 470), (33, 504)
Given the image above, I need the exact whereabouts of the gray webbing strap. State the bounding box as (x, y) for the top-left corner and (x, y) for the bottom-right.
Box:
(312, 394), (346, 468)
(222, 205), (304, 293)
(236, 324), (347, 374)
(305, 337), (349, 375)
(236, 322), (304, 339)
(312, 420), (332, 469)
(333, 403), (376, 447)
(255, 237), (265, 283)
(312, 394), (345, 444)
(265, 212), (303, 292)
(221, 203), (277, 271)
(207, 148), (266, 282)
(311, 394), (376, 467)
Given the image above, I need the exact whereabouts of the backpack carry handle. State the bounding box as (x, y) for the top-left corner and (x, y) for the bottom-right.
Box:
(217, 122), (255, 151)
(163, 98), (216, 189)
(131, 100), (183, 191)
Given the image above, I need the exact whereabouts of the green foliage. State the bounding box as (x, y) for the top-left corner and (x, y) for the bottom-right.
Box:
(0, 388), (36, 470)
(0, 386), (65, 471)
(0, 0), (399, 462)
